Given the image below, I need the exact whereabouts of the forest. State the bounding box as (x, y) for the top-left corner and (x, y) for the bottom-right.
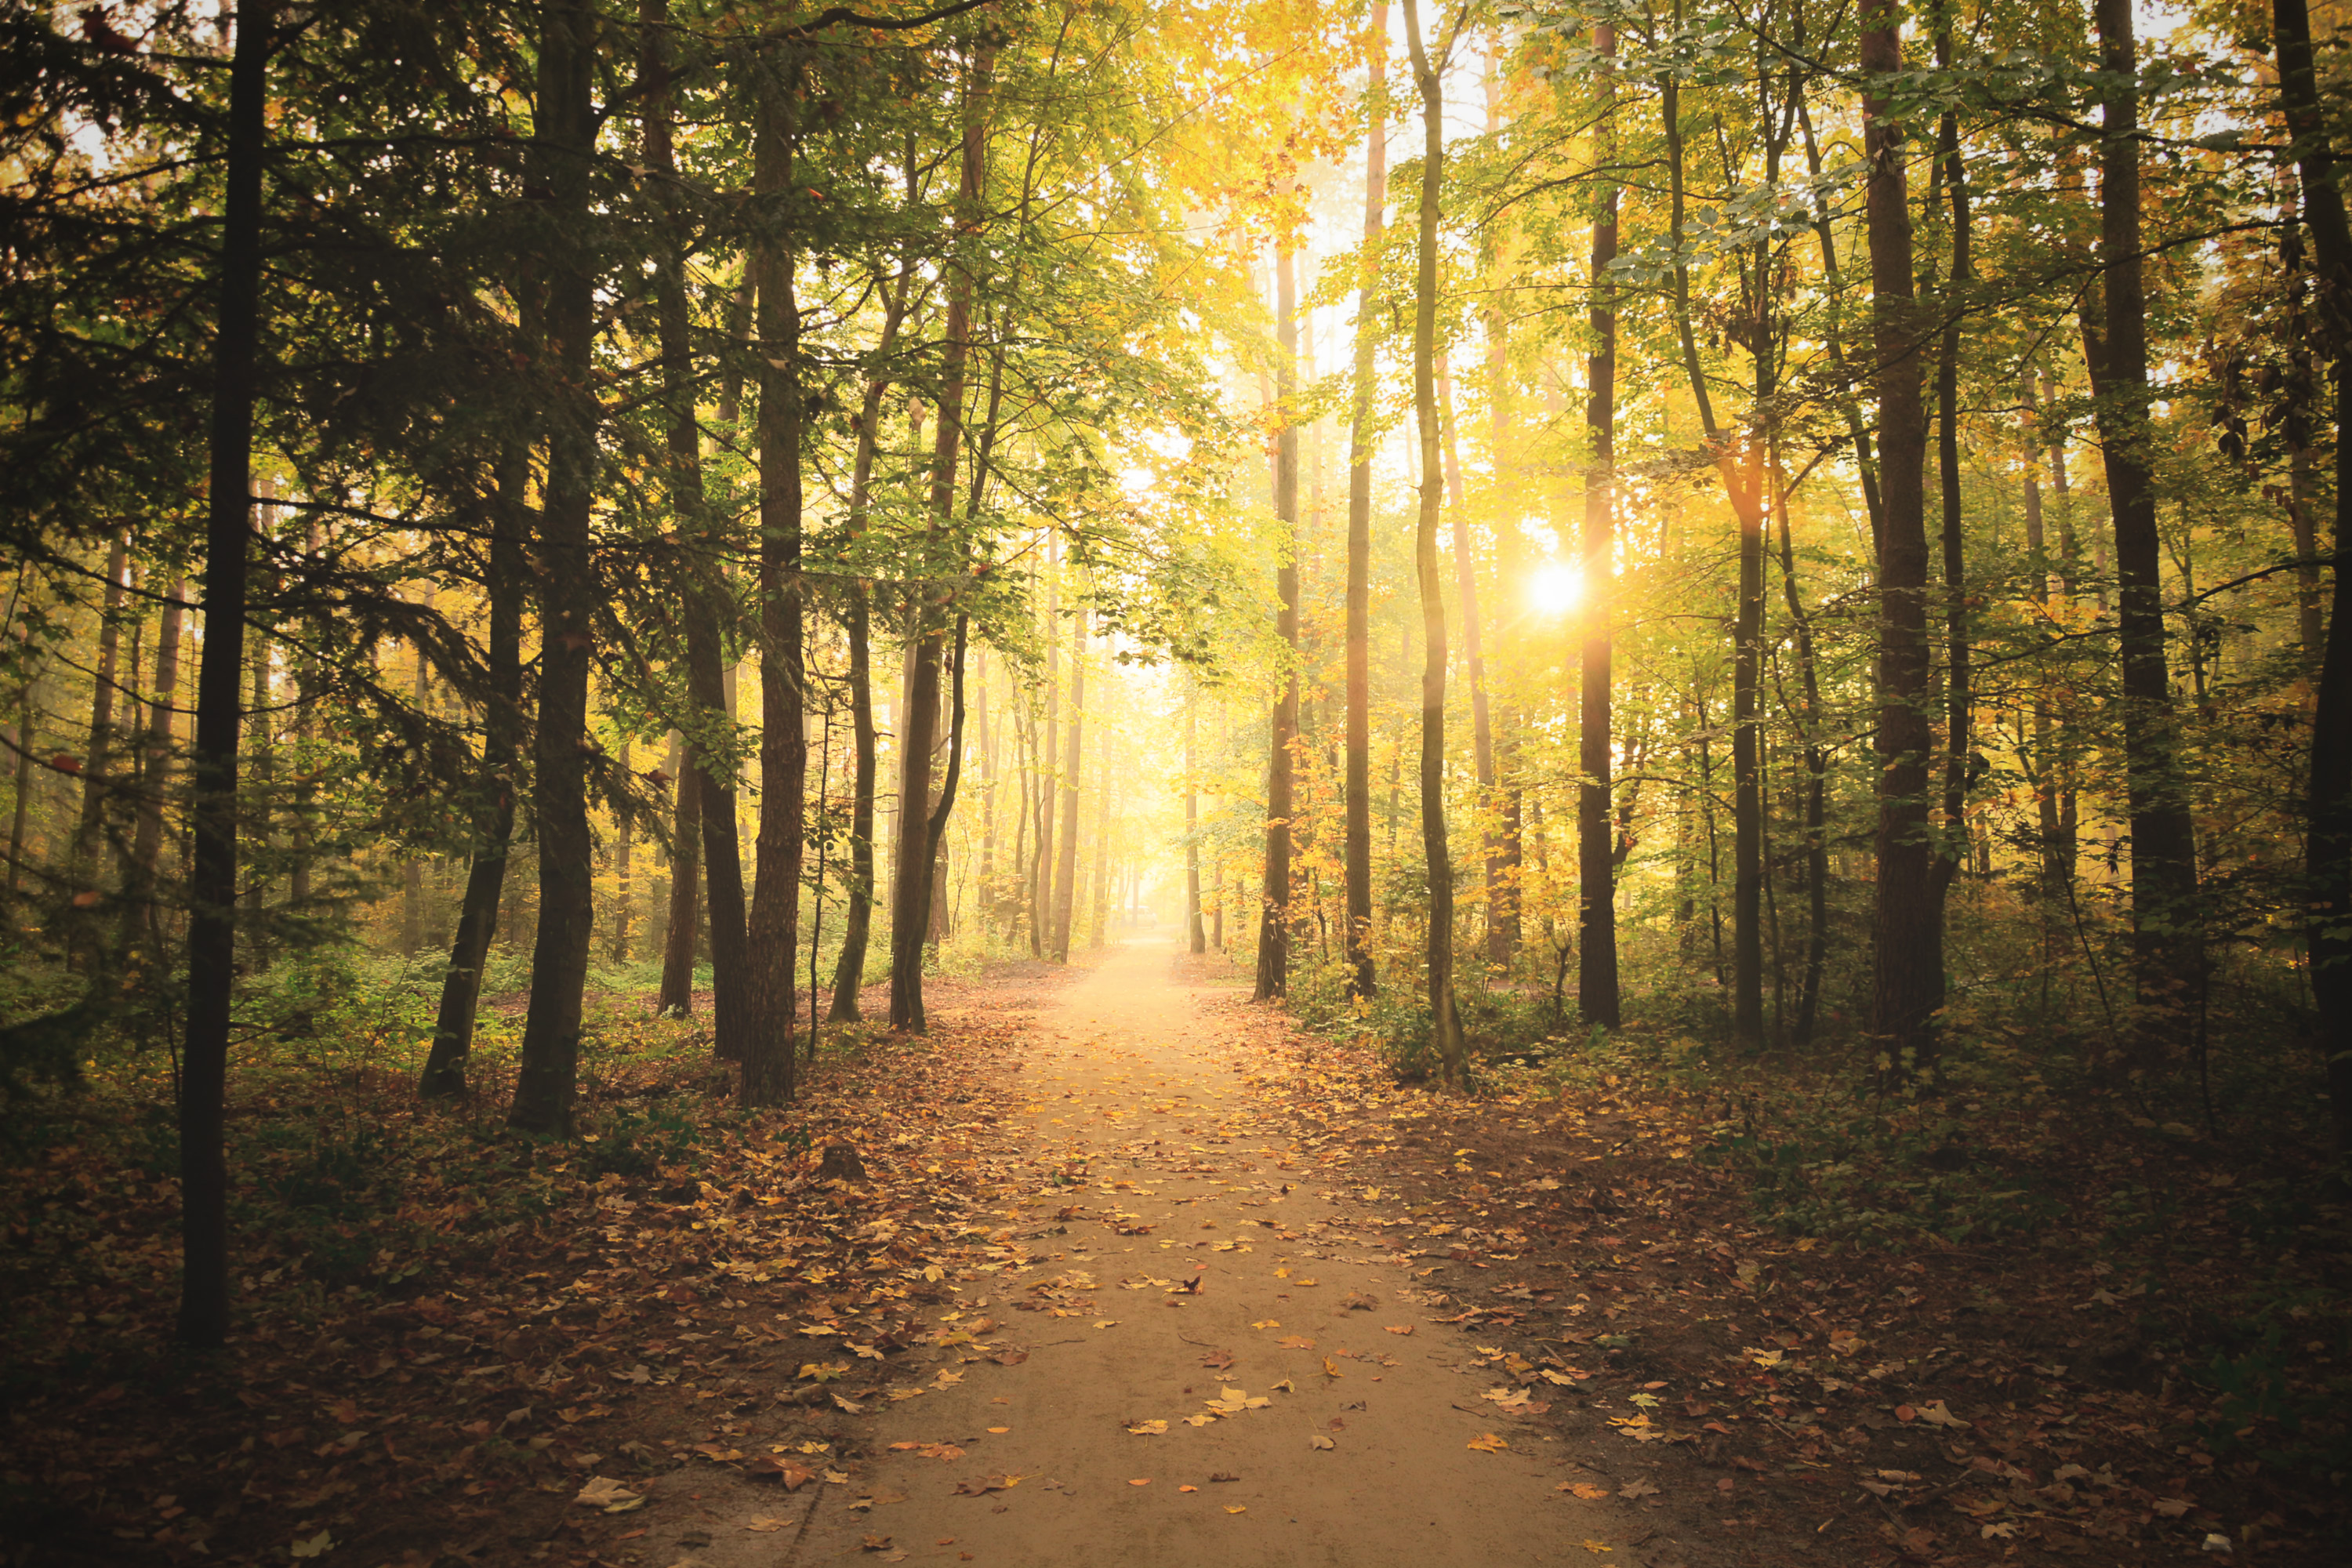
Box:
(2, 0), (2347, 1563)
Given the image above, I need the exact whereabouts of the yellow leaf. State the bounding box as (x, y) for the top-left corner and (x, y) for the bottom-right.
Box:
(1468, 1433), (1509, 1454)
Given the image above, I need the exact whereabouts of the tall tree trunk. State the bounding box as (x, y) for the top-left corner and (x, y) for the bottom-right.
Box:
(508, 0), (601, 1138)
(1770, 450), (1829, 1044)
(71, 534), (129, 960)
(1402, 0), (1465, 1085)
(1030, 550), (1058, 957)
(2274, 0), (2352, 1154)
(401, 632), (428, 956)
(612, 736), (633, 961)
(121, 575), (185, 960)
(1343, 2), (1387, 1001)
(419, 445), (527, 1098)
(1437, 361), (1501, 970)
(1930, 28), (1974, 913)
(1254, 241), (1301, 1002)
(2092, 0), (2204, 1034)
(1087, 715), (1112, 949)
(1663, 50), (1766, 1050)
(2020, 372), (2074, 906)
(826, 255), (913, 1022)
(890, 48), (989, 1029)
(1185, 681), (1206, 953)
(1861, 5), (1944, 1082)
(637, 0), (746, 1053)
(1578, 20), (1621, 1030)
(1050, 610), (1085, 962)
(179, 0), (273, 1349)
(744, 62), (805, 1105)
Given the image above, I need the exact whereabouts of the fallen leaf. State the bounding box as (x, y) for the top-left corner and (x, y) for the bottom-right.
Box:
(1563, 1483), (1610, 1499)
(1225, 1505), (1247, 1514)
(1468, 1433), (1509, 1453)
(1250, 1319), (1280, 1330)
(744, 1518), (791, 1532)
(1321, 1357), (1342, 1379)
(1278, 1335), (1316, 1349)
(861, 1535), (893, 1552)
(1915, 1399), (1970, 1429)
(1618, 1478), (1661, 1500)
(1127, 1420), (1168, 1436)
(1310, 1434), (1335, 1450)
(574, 1476), (644, 1513)
(288, 1531), (333, 1560)
(1385, 1325), (1414, 1336)
(1128, 1478), (1151, 1486)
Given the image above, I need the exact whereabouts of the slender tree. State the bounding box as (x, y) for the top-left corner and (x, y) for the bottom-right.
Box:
(1577, 18), (1621, 1031)
(1342, 2), (1387, 1001)
(1400, 0), (1465, 1085)
(1254, 240), (1301, 1001)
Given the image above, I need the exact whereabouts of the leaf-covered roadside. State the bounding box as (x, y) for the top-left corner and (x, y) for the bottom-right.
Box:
(1221, 1004), (2352, 1566)
(0, 976), (1080, 1567)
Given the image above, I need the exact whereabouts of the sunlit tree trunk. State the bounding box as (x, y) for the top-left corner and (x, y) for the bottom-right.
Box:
(1578, 20), (1621, 1030)
(1185, 680), (1205, 953)
(1254, 242), (1301, 1001)
(1437, 361), (1497, 971)
(1401, 0), (1465, 1085)
(1343, 2), (1386, 1000)
(1050, 609), (1085, 963)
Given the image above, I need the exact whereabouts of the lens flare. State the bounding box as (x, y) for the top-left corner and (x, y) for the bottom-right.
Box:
(1528, 563), (1581, 614)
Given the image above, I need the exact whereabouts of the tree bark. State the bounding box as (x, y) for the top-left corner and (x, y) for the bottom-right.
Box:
(1343, 2), (1387, 1001)
(2092, 0), (2204, 1033)
(657, 747), (700, 1014)
(1254, 241), (1301, 1002)
(120, 575), (185, 960)
(1437, 362), (1500, 975)
(71, 534), (129, 961)
(1578, 20), (1621, 1030)
(1931, 27), (1974, 913)
(1185, 680), (1206, 953)
(1860, 7), (1943, 1083)
(419, 445), (527, 1098)
(1401, 0), (1465, 1085)
(1050, 609), (1086, 962)
(179, 0), (273, 1349)
(744, 59), (805, 1105)
(826, 256), (913, 1022)
(891, 48), (989, 1029)
(508, 0), (602, 1138)
(2274, 0), (2352, 1154)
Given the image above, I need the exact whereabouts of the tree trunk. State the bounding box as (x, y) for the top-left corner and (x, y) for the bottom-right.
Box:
(1770, 451), (1829, 1044)
(71, 533), (129, 963)
(825, 256), (912, 1022)
(1437, 361), (1501, 973)
(1344, 3), (1386, 1001)
(1578, 20), (1621, 1030)
(1254, 241), (1301, 1001)
(1931, 30), (1974, 915)
(2274, 0), (2352, 1154)
(744, 63), (805, 1105)
(2093, 0), (2204, 1036)
(658, 745), (701, 1014)
(1861, 7), (1944, 1082)
(507, 0), (601, 1138)
(419, 445), (526, 1098)
(401, 633), (429, 956)
(890, 48), (989, 1030)
(1185, 681), (1206, 952)
(178, 0), (273, 1349)
(1402, 0), (1465, 1085)
(1050, 610), (1086, 962)
(121, 575), (185, 960)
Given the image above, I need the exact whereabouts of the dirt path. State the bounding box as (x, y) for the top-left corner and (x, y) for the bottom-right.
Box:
(693, 934), (1625, 1567)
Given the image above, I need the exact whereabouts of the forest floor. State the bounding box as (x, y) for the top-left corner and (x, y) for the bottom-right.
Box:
(2, 933), (2346, 1567)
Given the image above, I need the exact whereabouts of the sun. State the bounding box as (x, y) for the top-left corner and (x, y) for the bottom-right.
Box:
(1528, 563), (1582, 615)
